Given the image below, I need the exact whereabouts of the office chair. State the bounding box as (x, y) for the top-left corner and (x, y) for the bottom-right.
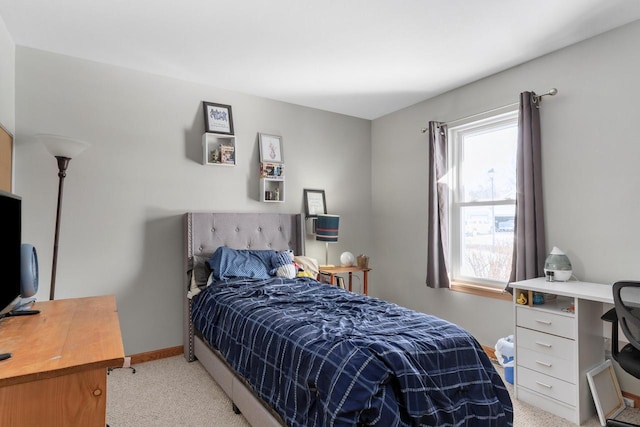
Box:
(602, 281), (640, 427)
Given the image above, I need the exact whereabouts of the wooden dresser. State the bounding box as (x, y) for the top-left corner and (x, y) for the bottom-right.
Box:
(0, 295), (125, 426)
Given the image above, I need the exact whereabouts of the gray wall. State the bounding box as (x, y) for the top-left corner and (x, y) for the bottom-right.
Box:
(14, 47), (372, 354)
(0, 14), (15, 134)
(371, 20), (640, 393)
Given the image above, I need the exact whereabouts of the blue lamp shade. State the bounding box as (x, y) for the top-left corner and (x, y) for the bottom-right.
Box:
(315, 214), (340, 242)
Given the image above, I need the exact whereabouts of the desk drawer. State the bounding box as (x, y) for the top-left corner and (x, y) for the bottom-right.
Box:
(517, 347), (575, 383)
(516, 327), (574, 361)
(517, 366), (576, 406)
(516, 306), (575, 338)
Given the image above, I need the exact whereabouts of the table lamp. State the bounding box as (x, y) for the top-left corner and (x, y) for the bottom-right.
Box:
(314, 214), (339, 267)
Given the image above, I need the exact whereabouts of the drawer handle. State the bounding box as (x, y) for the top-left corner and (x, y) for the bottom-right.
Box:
(535, 360), (552, 367)
(535, 341), (552, 348)
(535, 319), (552, 325)
(536, 381), (553, 389)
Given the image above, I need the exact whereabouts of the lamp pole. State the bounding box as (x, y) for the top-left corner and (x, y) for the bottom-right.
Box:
(50, 156), (71, 300)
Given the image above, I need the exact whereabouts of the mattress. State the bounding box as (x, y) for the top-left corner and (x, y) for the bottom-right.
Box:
(191, 277), (513, 426)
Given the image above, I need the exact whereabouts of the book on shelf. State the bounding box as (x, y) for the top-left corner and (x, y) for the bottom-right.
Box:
(260, 162), (285, 179)
(220, 144), (235, 164)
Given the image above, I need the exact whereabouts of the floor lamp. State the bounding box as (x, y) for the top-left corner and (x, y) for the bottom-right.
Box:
(37, 134), (90, 300)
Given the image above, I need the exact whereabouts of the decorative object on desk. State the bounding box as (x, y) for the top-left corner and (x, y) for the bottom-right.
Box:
(259, 133), (283, 163)
(37, 134), (90, 300)
(314, 214), (339, 267)
(203, 101), (234, 135)
(516, 292), (527, 305)
(544, 246), (572, 282)
(357, 254), (369, 269)
(16, 243), (39, 310)
(303, 189), (327, 218)
(532, 292), (545, 305)
(340, 251), (355, 267)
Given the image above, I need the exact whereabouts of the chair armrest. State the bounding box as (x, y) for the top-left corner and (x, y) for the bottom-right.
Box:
(602, 307), (618, 323)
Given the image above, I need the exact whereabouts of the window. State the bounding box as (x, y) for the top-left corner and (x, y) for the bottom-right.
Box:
(449, 108), (518, 289)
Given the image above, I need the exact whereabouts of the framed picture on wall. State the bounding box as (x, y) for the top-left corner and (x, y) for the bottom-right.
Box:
(203, 101), (234, 135)
(259, 133), (283, 163)
(303, 189), (327, 218)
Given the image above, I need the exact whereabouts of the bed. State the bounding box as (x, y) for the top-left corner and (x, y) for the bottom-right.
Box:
(183, 212), (513, 426)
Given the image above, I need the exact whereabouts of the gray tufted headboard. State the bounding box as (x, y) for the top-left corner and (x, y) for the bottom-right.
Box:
(183, 212), (305, 360)
(184, 212), (304, 266)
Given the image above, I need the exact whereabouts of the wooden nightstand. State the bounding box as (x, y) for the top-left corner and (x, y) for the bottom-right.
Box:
(319, 266), (371, 295)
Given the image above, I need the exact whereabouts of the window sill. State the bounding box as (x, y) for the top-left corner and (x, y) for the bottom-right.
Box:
(450, 281), (513, 302)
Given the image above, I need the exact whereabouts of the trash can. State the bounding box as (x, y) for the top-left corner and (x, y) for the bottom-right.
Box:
(495, 335), (514, 384)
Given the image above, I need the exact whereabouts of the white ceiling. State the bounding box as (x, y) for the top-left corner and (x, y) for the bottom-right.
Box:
(1, 1), (640, 119)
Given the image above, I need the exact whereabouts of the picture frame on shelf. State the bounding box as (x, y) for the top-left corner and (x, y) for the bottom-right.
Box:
(303, 189), (327, 218)
(203, 101), (234, 135)
(259, 133), (283, 163)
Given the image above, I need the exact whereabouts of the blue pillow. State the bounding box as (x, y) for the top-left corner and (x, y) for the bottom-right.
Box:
(207, 246), (275, 280)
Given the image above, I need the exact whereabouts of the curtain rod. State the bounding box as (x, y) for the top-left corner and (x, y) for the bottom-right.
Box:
(420, 88), (558, 133)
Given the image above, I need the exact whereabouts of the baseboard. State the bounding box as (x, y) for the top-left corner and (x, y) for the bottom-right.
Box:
(622, 391), (640, 408)
(129, 345), (183, 365)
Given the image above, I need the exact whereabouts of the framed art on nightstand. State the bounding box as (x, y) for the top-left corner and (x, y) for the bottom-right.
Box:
(303, 189), (326, 218)
(203, 101), (234, 135)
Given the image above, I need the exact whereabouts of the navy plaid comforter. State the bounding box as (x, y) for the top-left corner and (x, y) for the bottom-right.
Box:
(191, 277), (513, 426)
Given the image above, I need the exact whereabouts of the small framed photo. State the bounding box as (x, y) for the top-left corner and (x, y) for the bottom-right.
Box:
(586, 359), (625, 426)
(303, 189), (327, 218)
(259, 133), (283, 163)
(203, 102), (234, 135)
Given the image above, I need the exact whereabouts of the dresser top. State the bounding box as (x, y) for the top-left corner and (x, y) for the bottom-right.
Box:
(511, 277), (613, 304)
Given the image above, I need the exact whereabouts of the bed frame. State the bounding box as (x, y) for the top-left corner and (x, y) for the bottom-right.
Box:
(183, 212), (305, 426)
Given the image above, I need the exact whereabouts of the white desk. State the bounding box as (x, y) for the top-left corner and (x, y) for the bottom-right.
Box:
(511, 277), (613, 425)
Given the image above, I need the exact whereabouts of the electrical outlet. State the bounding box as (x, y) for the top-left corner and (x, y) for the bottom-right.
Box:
(122, 356), (131, 368)
(623, 397), (635, 408)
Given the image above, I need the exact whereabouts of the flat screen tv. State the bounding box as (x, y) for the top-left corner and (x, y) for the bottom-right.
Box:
(0, 190), (22, 317)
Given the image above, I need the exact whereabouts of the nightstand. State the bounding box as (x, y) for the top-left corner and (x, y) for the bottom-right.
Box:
(318, 266), (371, 295)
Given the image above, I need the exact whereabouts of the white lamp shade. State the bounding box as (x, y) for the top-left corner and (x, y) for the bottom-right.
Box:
(37, 134), (90, 159)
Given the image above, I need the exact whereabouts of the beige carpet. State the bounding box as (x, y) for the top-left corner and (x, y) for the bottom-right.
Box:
(107, 355), (640, 426)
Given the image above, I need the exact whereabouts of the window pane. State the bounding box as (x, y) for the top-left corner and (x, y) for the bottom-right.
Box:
(459, 126), (517, 202)
(460, 204), (515, 282)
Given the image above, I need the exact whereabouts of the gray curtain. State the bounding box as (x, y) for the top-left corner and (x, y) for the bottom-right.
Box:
(426, 121), (450, 288)
(508, 92), (546, 286)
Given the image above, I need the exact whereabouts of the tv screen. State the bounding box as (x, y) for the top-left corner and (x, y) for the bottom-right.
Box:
(0, 190), (21, 316)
